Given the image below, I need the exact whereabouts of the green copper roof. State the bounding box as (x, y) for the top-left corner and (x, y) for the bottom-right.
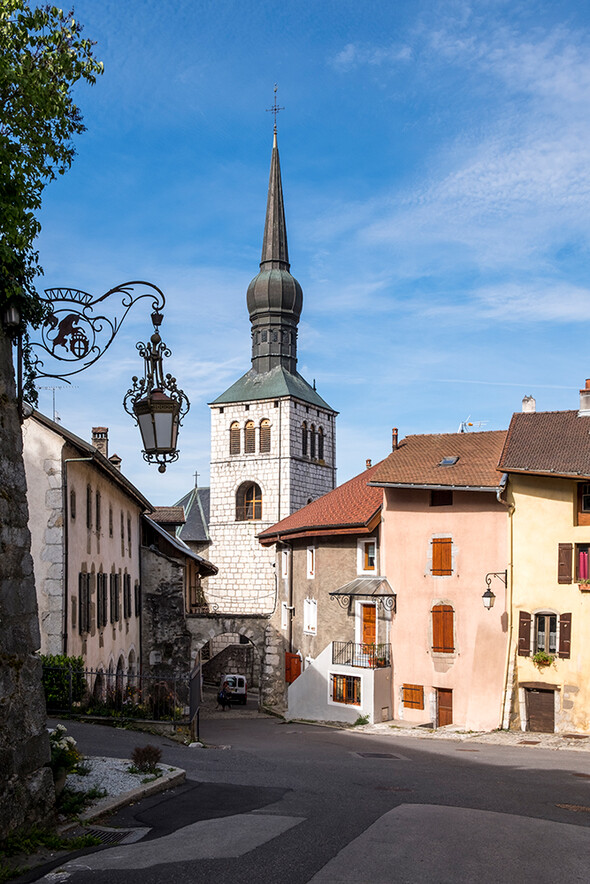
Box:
(210, 365), (335, 411)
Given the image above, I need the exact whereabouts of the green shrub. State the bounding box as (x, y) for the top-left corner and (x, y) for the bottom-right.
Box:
(40, 655), (86, 709)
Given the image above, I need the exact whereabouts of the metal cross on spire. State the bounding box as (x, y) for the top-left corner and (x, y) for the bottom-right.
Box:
(266, 83), (284, 133)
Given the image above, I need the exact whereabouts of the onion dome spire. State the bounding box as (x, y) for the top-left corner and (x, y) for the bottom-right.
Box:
(247, 114), (302, 374)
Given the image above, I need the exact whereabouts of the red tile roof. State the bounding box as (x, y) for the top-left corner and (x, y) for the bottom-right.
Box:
(369, 430), (507, 489)
(259, 462), (384, 542)
(150, 506), (186, 525)
(499, 410), (590, 477)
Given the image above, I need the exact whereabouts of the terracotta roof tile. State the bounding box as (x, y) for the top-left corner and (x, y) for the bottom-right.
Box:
(259, 462), (384, 540)
(499, 410), (590, 477)
(369, 430), (507, 489)
(151, 506), (186, 525)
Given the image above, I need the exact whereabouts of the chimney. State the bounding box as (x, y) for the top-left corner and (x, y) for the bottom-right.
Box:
(366, 459), (372, 469)
(579, 380), (590, 417)
(521, 395), (536, 413)
(392, 427), (398, 451)
(92, 427), (108, 458)
(109, 453), (122, 472)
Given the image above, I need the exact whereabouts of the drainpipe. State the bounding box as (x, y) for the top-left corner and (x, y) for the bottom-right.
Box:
(63, 457), (95, 655)
(496, 473), (515, 729)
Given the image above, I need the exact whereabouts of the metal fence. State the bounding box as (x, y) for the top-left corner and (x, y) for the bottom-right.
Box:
(331, 642), (391, 669)
(42, 665), (191, 723)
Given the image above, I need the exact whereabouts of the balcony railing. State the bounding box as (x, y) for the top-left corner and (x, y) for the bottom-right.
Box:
(332, 641), (391, 669)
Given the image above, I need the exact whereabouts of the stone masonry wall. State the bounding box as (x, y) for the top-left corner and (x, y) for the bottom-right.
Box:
(0, 329), (55, 838)
(140, 546), (192, 678)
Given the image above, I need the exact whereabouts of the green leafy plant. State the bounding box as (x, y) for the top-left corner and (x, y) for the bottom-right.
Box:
(130, 744), (162, 774)
(40, 654), (86, 709)
(0, 826), (100, 882)
(532, 650), (554, 666)
(56, 785), (106, 817)
(353, 714), (370, 726)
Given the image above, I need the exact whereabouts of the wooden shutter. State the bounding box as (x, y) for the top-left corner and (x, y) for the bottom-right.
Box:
(403, 684), (424, 709)
(557, 543), (573, 584)
(432, 604), (454, 652)
(432, 538), (452, 575)
(285, 652), (301, 684)
(244, 421), (255, 453)
(260, 420), (271, 453)
(558, 613), (572, 658)
(518, 610), (531, 656)
(229, 423), (240, 455)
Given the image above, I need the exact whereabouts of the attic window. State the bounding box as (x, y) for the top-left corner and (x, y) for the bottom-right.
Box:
(439, 456), (459, 466)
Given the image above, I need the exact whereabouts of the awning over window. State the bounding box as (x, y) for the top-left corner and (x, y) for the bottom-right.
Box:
(329, 577), (396, 611)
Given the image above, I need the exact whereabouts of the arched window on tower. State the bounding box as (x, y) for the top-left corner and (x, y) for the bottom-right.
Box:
(244, 420), (255, 454)
(230, 422), (241, 455)
(318, 426), (325, 461)
(302, 421), (308, 456)
(260, 419), (271, 453)
(236, 482), (262, 521)
(310, 424), (316, 459)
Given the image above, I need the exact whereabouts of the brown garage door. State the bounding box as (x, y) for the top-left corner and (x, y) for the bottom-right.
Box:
(526, 688), (554, 733)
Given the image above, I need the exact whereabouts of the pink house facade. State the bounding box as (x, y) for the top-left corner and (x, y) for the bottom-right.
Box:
(370, 430), (510, 732)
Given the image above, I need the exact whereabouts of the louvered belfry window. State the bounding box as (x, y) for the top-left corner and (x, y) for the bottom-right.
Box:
(230, 422), (240, 455)
(244, 420), (255, 453)
(260, 419), (271, 453)
(302, 422), (308, 456)
(432, 538), (452, 575)
(432, 604), (454, 653)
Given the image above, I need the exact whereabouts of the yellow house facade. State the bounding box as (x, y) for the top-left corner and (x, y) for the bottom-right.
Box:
(500, 397), (590, 734)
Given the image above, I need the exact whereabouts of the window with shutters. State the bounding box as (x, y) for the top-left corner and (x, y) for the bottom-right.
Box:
(576, 483), (590, 526)
(301, 422), (308, 456)
(431, 537), (452, 576)
(535, 613), (557, 654)
(78, 572), (91, 635)
(575, 544), (590, 582)
(127, 516), (132, 557)
(123, 573), (132, 619)
(110, 572), (120, 623)
(86, 485), (92, 530)
(95, 491), (101, 532)
(331, 674), (361, 705)
(230, 422), (240, 455)
(244, 420), (255, 454)
(518, 609), (571, 658)
(403, 684), (424, 709)
(260, 419), (271, 453)
(432, 604), (454, 653)
(236, 482), (262, 520)
(97, 572), (108, 629)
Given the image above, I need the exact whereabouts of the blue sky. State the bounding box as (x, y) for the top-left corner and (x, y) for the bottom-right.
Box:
(33, 0), (590, 505)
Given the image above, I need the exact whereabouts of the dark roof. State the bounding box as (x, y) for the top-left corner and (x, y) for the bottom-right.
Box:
(27, 410), (153, 511)
(369, 430), (507, 490)
(499, 410), (590, 478)
(151, 507), (186, 525)
(174, 487), (210, 543)
(142, 516), (217, 575)
(259, 462), (384, 543)
(210, 365), (335, 411)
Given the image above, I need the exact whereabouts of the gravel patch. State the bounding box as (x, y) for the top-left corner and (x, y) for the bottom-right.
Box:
(67, 756), (162, 799)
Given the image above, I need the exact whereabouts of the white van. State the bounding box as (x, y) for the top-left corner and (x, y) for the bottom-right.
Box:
(220, 673), (247, 705)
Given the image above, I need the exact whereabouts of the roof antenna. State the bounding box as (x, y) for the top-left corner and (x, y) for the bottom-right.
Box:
(266, 83), (284, 135)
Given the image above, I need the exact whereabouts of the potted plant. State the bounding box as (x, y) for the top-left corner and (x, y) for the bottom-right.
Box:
(532, 650), (554, 667)
(577, 578), (590, 592)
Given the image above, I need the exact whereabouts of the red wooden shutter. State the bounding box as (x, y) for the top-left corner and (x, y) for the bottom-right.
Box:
(432, 538), (452, 575)
(558, 613), (572, 658)
(557, 543), (573, 584)
(285, 652), (301, 684)
(518, 610), (531, 656)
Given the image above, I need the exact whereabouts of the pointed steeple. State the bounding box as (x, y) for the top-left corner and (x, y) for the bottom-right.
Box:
(247, 130), (303, 374)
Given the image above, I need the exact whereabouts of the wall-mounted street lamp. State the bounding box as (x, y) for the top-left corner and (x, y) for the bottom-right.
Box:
(482, 570), (508, 610)
(21, 281), (190, 472)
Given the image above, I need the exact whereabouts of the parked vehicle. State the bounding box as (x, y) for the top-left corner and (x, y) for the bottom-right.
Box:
(220, 673), (247, 705)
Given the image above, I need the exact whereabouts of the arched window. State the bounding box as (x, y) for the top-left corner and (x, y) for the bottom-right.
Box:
(302, 422), (308, 456)
(236, 482), (262, 521)
(432, 604), (454, 653)
(310, 424), (316, 459)
(244, 420), (255, 454)
(260, 419), (271, 453)
(230, 422), (241, 455)
(318, 426), (324, 460)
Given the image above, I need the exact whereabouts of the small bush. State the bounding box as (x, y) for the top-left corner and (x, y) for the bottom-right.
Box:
(353, 714), (370, 726)
(57, 786), (107, 817)
(130, 744), (162, 773)
(40, 655), (86, 709)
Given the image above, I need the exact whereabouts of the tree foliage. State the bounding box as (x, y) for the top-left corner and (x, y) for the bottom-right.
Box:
(0, 1), (102, 395)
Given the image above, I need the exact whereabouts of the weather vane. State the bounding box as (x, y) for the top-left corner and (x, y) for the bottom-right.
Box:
(266, 83), (284, 132)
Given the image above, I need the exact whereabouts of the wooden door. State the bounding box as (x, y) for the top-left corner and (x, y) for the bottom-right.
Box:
(437, 688), (453, 726)
(526, 688), (554, 732)
(285, 652), (301, 684)
(361, 604), (376, 648)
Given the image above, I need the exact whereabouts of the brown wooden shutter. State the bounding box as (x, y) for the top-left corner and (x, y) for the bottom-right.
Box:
(432, 604), (454, 652)
(230, 423), (240, 455)
(432, 538), (452, 575)
(244, 421), (255, 453)
(518, 610), (531, 656)
(558, 543), (573, 584)
(260, 420), (271, 453)
(558, 613), (572, 658)
(403, 684), (424, 709)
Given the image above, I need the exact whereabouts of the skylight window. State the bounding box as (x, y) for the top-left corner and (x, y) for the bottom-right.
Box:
(439, 456), (459, 466)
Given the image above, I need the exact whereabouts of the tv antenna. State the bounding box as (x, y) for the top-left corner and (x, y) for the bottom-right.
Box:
(458, 415), (488, 433)
(36, 384), (77, 422)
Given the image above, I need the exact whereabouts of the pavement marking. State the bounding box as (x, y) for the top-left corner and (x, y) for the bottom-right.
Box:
(60, 813), (304, 872)
(307, 804), (590, 883)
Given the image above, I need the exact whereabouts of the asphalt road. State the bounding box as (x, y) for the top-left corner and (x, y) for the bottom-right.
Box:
(29, 714), (590, 883)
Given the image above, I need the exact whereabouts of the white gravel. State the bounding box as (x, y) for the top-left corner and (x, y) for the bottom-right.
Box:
(67, 756), (162, 799)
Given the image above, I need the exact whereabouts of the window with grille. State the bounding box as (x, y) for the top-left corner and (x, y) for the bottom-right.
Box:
(230, 422), (241, 455)
(331, 674), (361, 705)
(403, 684), (424, 709)
(432, 538), (452, 575)
(244, 420), (255, 453)
(432, 604), (454, 653)
(260, 419), (271, 453)
(236, 482), (262, 520)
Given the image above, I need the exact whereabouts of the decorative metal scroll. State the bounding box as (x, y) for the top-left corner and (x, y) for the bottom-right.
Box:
(29, 281), (166, 382)
(330, 594), (396, 612)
